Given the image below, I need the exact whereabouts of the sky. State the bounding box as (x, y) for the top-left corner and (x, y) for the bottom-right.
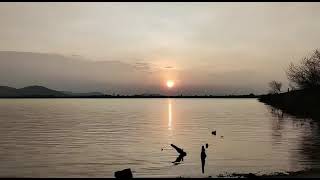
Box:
(1, 2), (320, 95)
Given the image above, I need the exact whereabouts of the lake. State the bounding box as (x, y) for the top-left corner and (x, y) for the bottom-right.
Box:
(0, 98), (320, 177)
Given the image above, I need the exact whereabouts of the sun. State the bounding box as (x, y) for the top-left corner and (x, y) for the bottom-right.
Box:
(166, 80), (175, 88)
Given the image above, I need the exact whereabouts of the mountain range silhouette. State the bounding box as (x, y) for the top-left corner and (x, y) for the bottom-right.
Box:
(0, 85), (257, 98)
(0, 85), (63, 97)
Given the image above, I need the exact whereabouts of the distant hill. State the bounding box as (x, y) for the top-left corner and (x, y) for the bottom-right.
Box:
(18, 86), (66, 96)
(0, 85), (108, 97)
(0, 85), (65, 97)
(0, 86), (20, 96)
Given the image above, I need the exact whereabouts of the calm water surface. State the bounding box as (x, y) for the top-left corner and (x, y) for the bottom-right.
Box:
(0, 98), (320, 177)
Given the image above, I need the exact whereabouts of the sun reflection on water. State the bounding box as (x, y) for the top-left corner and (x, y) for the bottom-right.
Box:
(168, 99), (172, 130)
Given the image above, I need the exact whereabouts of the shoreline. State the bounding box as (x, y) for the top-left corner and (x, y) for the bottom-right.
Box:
(0, 96), (259, 99)
(174, 169), (320, 178)
(223, 169), (320, 178)
(258, 88), (320, 121)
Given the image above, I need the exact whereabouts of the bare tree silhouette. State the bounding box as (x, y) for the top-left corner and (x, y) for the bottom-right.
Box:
(287, 49), (320, 89)
(268, 80), (282, 94)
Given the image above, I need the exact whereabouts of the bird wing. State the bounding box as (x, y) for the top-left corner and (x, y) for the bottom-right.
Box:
(171, 144), (184, 154)
(172, 154), (184, 163)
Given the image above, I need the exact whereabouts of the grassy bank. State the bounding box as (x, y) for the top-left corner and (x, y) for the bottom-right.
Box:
(259, 88), (320, 120)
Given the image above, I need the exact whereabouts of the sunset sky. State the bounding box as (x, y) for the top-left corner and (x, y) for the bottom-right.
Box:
(1, 2), (320, 95)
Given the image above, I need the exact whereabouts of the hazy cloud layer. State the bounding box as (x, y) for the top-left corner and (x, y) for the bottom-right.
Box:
(0, 51), (268, 95)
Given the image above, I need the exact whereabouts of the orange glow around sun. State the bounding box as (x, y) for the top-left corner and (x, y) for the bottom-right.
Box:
(166, 80), (175, 89)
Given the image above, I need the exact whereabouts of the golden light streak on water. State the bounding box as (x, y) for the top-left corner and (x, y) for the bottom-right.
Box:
(168, 99), (172, 130)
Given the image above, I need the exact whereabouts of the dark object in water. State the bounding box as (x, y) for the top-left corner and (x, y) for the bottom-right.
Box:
(245, 173), (257, 178)
(212, 131), (216, 135)
(206, 143), (209, 148)
(220, 136), (224, 138)
(173, 154), (185, 164)
(232, 173), (257, 178)
(201, 145), (207, 174)
(114, 168), (133, 179)
(171, 144), (187, 163)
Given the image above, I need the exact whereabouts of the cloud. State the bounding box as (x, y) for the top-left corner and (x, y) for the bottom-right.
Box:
(0, 51), (157, 93)
(134, 62), (153, 72)
(164, 66), (174, 69)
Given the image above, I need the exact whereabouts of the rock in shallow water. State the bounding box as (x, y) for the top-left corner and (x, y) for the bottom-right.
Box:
(114, 168), (133, 178)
